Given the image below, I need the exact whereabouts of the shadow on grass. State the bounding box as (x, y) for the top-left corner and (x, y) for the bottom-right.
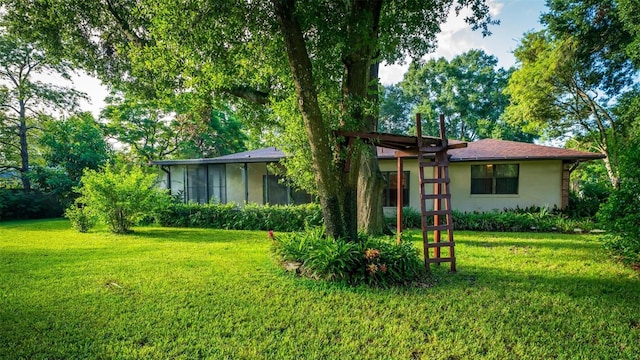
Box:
(460, 237), (600, 252)
(130, 227), (267, 244)
(431, 264), (640, 308)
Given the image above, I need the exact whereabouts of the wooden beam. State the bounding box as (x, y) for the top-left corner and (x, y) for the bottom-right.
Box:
(397, 157), (403, 243)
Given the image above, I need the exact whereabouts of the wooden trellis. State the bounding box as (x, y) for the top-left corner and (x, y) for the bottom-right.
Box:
(336, 113), (464, 271)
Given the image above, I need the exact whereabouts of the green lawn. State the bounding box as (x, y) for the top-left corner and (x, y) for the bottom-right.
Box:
(1, 219), (639, 359)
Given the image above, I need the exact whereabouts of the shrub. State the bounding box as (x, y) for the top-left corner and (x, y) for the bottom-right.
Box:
(566, 182), (610, 220)
(64, 202), (97, 233)
(597, 138), (640, 266)
(0, 189), (64, 221)
(76, 166), (171, 234)
(272, 227), (423, 286)
(156, 202), (323, 232)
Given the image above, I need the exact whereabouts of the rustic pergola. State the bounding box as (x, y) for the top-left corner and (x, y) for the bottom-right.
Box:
(336, 114), (466, 271)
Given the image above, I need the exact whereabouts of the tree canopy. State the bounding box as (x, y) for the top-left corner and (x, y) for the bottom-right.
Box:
(0, 32), (86, 190)
(1, 0), (497, 239)
(504, 0), (639, 188)
(397, 49), (534, 142)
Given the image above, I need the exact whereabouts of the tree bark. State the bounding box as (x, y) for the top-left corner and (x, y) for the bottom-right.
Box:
(357, 62), (390, 235)
(341, 1), (385, 237)
(272, 0), (347, 239)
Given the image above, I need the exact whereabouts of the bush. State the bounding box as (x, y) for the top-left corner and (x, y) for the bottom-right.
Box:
(0, 189), (64, 221)
(64, 202), (97, 233)
(597, 138), (640, 266)
(385, 206), (596, 233)
(272, 227), (424, 286)
(156, 202), (323, 232)
(566, 182), (610, 220)
(76, 166), (171, 234)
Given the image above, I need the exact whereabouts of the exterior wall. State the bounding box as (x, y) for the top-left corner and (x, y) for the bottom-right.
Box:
(160, 157), (564, 212)
(449, 160), (563, 212)
(161, 162), (291, 206)
(378, 158), (564, 213)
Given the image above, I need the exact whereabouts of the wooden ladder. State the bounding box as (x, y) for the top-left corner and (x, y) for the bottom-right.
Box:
(416, 114), (456, 272)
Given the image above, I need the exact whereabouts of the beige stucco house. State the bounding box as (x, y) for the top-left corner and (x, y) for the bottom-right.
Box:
(152, 139), (604, 213)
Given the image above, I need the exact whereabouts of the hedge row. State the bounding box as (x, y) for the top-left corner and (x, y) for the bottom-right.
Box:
(0, 189), (64, 221)
(386, 207), (597, 234)
(155, 202), (323, 232)
(157, 202), (596, 234)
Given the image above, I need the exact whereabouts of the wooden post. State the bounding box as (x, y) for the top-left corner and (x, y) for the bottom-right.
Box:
(396, 157), (403, 244)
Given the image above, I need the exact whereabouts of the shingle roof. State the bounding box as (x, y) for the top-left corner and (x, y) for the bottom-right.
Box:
(448, 139), (605, 161)
(152, 147), (285, 165)
(153, 139), (605, 166)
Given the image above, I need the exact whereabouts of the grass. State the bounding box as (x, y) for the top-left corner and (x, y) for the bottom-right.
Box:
(1, 219), (639, 359)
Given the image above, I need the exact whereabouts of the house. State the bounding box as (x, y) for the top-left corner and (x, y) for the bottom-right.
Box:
(152, 138), (604, 213)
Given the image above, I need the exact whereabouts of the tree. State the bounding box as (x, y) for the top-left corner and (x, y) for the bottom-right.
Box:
(399, 50), (534, 142)
(1, 1), (496, 240)
(102, 91), (248, 163)
(504, 0), (638, 188)
(34, 112), (110, 202)
(76, 165), (171, 234)
(378, 85), (414, 135)
(0, 33), (86, 190)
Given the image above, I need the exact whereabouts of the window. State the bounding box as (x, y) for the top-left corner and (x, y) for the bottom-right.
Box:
(382, 171), (410, 207)
(186, 164), (227, 204)
(186, 165), (207, 203)
(471, 164), (519, 194)
(208, 164), (226, 203)
(263, 175), (314, 205)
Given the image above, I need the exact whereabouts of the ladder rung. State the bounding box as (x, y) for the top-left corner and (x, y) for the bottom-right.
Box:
(425, 257), (455, 264)
(422, 178), (450, 184)
(425, 241), (455, 248)
(423, 210), (450, 216)
(424, 224), (452, 231)
(419, 161), (437, 167)
(419, 146), (445, 153)
(422, 194), (451, 200)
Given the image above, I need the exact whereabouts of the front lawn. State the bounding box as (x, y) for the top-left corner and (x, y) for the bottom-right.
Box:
(1, 219), (638, 359)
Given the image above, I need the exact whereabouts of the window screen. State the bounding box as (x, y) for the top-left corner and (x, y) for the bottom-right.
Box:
(471, 164), (519, 195)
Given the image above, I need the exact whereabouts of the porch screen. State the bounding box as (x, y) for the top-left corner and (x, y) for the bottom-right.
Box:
(186, 165), (207, 204)
(471, 164), (519, 194)
(208, 164), (226, 203)
(263, 175), (288, 205)
(263, 175), (314, 205)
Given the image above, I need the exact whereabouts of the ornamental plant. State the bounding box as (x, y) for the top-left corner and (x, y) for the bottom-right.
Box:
(75, 165), (171, 234)
(272, 227), (424, 286)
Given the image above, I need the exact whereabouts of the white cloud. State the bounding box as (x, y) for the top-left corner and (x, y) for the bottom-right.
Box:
(379, 0), (506, 85)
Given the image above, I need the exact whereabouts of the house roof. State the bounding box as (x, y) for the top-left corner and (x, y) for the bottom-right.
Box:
(449, 139), (605, 162)
(152, 139), (605, 166)
(152, 147), (285, 166)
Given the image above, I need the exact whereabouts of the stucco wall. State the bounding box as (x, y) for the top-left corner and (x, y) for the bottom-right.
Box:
(378, 158), (563, 213)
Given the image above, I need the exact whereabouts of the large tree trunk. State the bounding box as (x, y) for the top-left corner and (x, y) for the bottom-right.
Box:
(357, 62), (390, 235)
(272, 0), (349, 240)
(274, 0), (384, 240)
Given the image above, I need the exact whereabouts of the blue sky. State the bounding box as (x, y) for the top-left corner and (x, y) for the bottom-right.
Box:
(72, 0), (548, 114)
(380, 0), (547, 84)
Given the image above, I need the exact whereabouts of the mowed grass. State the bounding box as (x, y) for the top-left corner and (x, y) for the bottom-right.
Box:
(1, 219), (639, 359)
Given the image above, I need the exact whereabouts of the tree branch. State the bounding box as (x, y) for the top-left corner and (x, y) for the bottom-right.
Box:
(220, 86), (270, 105)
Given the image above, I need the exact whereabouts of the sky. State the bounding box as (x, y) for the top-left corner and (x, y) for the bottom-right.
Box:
(68, 0), (548, 116)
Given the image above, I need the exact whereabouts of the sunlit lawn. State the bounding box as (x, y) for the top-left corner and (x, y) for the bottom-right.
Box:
(1, 219), (639, 359)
